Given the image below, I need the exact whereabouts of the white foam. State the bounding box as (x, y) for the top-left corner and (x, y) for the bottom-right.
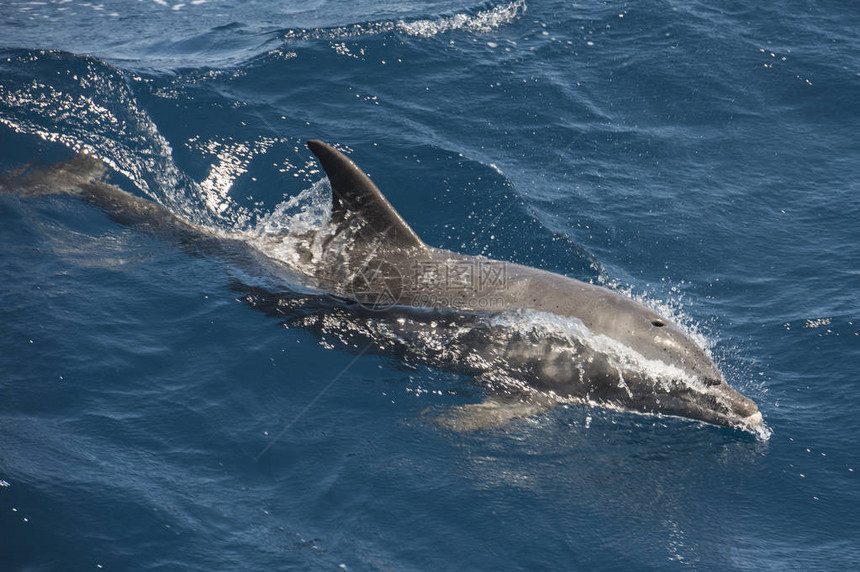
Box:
(399, 0), (527, 38)
(239, 178), (333, 274)
(282, 1), (527, 41)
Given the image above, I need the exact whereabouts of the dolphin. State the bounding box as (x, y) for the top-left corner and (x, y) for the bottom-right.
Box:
(1, 142), (765, 434)
(300, 141), (764, 433)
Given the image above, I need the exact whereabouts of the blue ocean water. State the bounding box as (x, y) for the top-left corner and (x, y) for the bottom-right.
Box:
(1, 0), (859, 569)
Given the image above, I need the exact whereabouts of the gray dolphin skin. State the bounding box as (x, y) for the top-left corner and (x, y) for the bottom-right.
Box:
(303, 140), (763, 433)
(1, 142), (764, 434)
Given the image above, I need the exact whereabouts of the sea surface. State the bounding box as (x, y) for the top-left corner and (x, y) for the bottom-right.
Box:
(1, 1), (859, 570)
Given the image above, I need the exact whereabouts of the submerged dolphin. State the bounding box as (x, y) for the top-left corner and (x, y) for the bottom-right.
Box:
(1, 141), (764, 434)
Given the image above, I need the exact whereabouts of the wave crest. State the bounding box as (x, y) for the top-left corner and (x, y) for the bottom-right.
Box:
(282, 0), (526, 42)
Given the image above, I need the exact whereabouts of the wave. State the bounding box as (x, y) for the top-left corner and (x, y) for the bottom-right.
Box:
(0, 51), (189, 210)
(0, 49), (288, 233)
(2, 1), (525, 74)
(280, 0), (526, 41)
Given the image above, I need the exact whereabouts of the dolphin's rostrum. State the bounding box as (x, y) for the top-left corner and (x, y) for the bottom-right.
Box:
(1, 141), (765, 435)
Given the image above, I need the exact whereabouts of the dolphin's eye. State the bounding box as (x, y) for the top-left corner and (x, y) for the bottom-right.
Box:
(651, 320), (665, 327)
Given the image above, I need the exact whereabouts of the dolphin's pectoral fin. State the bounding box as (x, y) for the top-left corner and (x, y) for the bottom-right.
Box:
(306, 140), (425, 249)
(425, 393), (557, 432)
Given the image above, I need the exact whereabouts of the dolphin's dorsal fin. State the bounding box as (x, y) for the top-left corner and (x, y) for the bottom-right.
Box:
(307, 140), (424, 249)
